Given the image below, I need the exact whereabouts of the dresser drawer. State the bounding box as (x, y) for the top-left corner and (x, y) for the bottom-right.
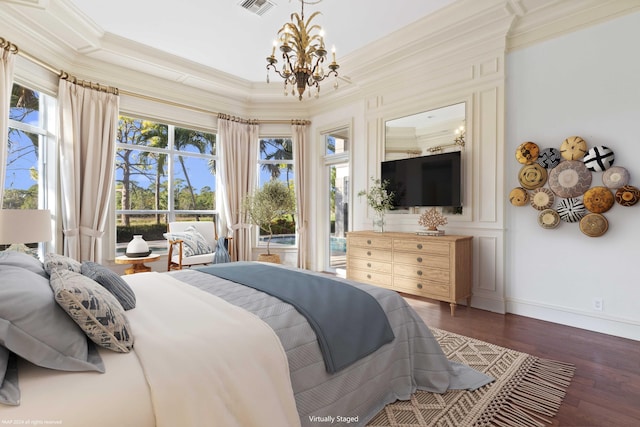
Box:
(348, 235), (392, 249)
(393, 252), (450, 270)
(393, 263), (450, 283)
(348, 269), (393, 289)
(393, 239), (450, 256)
(348, 257), (392, 274)
(393, 276), (450, 298)
(348, 246), (392, 262)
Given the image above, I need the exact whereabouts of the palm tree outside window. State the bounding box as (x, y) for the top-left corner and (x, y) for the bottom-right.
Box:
(115, 116), (217, 255)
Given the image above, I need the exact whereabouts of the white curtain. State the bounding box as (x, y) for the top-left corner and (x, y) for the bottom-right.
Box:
(218, 118), (258, 261)
(58, 79), (119, 262)
(0, 44), (17, 203)
(292, 123), (308, 269)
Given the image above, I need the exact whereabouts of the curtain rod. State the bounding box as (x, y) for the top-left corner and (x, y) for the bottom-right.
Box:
(5, 37), (306, 125)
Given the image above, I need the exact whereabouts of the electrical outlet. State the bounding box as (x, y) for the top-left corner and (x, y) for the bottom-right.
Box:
(592, 298), (604, 311)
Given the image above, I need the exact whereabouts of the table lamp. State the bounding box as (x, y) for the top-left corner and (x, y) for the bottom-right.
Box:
(0, 209), (52, 255)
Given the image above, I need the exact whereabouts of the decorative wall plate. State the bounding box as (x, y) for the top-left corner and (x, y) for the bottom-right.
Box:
(602, 166), (629, 189)
(515, 141), (540, 165)
(583, 146), (615, 171)
(537, 209), (560, 229)
(583, 186), (614, 213)
(615, 185), (640, 206)
(509, 187), (529, 206)
(560, 136), (588, 160)
(536, 147), (562, 169)
(579, 213), (609, 237)
(548, 160), (592, 198)
(518, 163), (548, 190)
(530, 187), (554, 210)
(557, 197), (587, 223)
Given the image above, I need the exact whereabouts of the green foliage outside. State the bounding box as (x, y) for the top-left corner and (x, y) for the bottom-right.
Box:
(117, 223), (169, 243)
(243, 179), (296, 254)
(115, 117), (216, 229)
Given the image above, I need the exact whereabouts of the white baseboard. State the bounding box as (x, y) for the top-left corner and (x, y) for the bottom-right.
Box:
(470, 294), (506, 314)
(507, 298), (640, 341)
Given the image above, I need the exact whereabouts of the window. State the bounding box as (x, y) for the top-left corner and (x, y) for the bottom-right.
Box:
(257, 137), (296, 247)
(115, 116), (217, 255)
(322, 127), (350, 273)
(3, 83), (56, 254)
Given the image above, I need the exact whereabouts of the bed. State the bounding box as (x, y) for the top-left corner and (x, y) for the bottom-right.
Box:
(0, 253), (492, 427)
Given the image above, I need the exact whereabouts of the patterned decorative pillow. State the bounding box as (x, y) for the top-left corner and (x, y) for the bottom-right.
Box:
(163, 225), (212, 257)
(49, 269), (134, 353)
(81, 262), (136, 310)
(44, 253), (82, 275)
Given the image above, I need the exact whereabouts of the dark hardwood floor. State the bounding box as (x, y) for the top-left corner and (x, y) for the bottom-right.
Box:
(402, 295), (640, 427)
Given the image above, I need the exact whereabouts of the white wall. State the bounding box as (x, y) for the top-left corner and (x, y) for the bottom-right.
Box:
(505, 11), (640, 341)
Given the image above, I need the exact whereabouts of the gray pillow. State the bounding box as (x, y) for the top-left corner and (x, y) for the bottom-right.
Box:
(0, 347), (19, 406)
(0, 265), (104, 405)
(0, 251), (47, 278)
(81, 262), (136, 310)
(50, 269), (134, 353)
(43, 253), (82, 275)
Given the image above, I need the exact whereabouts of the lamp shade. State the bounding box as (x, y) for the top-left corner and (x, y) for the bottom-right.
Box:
(0, 209), (52, 244)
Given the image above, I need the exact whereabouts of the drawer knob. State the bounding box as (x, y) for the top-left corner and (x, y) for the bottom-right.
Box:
(417, 257), (423, 263)
(417, 243), (423, 249)
(367, 239), (372, 244)
(367, 274), (372, 279)
(367, 251), (372, 256)
(417, 283), (423, 289)
(417, 270), (423, 276)
(367, 262), (372, 267)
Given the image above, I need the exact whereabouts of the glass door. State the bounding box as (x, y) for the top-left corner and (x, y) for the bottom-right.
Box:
(322, 126), (350, 274)
(328, 162), (349, 273)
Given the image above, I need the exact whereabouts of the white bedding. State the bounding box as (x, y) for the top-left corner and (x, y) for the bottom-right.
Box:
(1, 272), (300, 427)
(125, 272), (300, 427)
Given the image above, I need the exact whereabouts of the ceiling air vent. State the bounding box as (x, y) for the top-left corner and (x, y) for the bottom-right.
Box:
(239, 0), (276, 16)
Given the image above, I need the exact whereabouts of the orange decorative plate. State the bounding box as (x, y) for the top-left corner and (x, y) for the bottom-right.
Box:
(583, 186), (614, 213)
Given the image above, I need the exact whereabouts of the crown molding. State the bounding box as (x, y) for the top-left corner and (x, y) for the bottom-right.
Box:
(507, 0), (640, 51)
(2, 0), (639, 110)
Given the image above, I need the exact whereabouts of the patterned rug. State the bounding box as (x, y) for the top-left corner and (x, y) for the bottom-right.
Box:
(368, 328), (575, 427)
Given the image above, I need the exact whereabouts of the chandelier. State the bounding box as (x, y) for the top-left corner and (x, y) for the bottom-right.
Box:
(266, 0), (339, 100)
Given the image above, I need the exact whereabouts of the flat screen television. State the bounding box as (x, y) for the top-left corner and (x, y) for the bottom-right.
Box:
(381, 151), (462, 208)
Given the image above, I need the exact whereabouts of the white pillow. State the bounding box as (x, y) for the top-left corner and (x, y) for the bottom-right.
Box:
(163, 225), (212, 257)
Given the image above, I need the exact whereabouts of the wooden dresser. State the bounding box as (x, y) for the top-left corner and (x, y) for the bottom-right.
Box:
(346, 231), (472, 316)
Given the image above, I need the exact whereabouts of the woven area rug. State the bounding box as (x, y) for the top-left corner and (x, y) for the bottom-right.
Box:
(368, 328), (575, 427)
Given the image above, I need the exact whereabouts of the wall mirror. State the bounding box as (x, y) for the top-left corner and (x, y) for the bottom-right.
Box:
(384, 102), (466, 214)
(384, 102), (466, 161)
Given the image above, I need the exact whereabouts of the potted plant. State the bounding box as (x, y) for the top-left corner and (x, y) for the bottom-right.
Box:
(358, 177), (394, 232)
(242, 179), (296, 263)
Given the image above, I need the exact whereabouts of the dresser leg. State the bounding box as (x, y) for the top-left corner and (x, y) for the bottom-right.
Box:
(449, 303), (456, 316)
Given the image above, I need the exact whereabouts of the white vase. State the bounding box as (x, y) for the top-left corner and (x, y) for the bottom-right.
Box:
(126, 235), (149, 256)
(373, 212), (385, 233)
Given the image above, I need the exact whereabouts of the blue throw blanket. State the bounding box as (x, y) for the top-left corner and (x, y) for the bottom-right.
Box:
(196, 262), (395, 373)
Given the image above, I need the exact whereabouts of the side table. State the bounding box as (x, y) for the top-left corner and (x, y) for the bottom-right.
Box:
(115, 254), (160, 275)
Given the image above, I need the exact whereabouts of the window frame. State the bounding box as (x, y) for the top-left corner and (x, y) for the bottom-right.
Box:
(4, 83), (57, 256)
(256, 136), (297, 249)
(114, 116), (219, 256)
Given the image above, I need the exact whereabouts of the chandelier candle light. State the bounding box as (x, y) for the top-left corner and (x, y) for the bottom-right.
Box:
(266, 0), (339, 100)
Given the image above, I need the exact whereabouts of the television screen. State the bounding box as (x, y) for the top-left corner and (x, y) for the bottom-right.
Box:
(381, 151), (462, 208)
